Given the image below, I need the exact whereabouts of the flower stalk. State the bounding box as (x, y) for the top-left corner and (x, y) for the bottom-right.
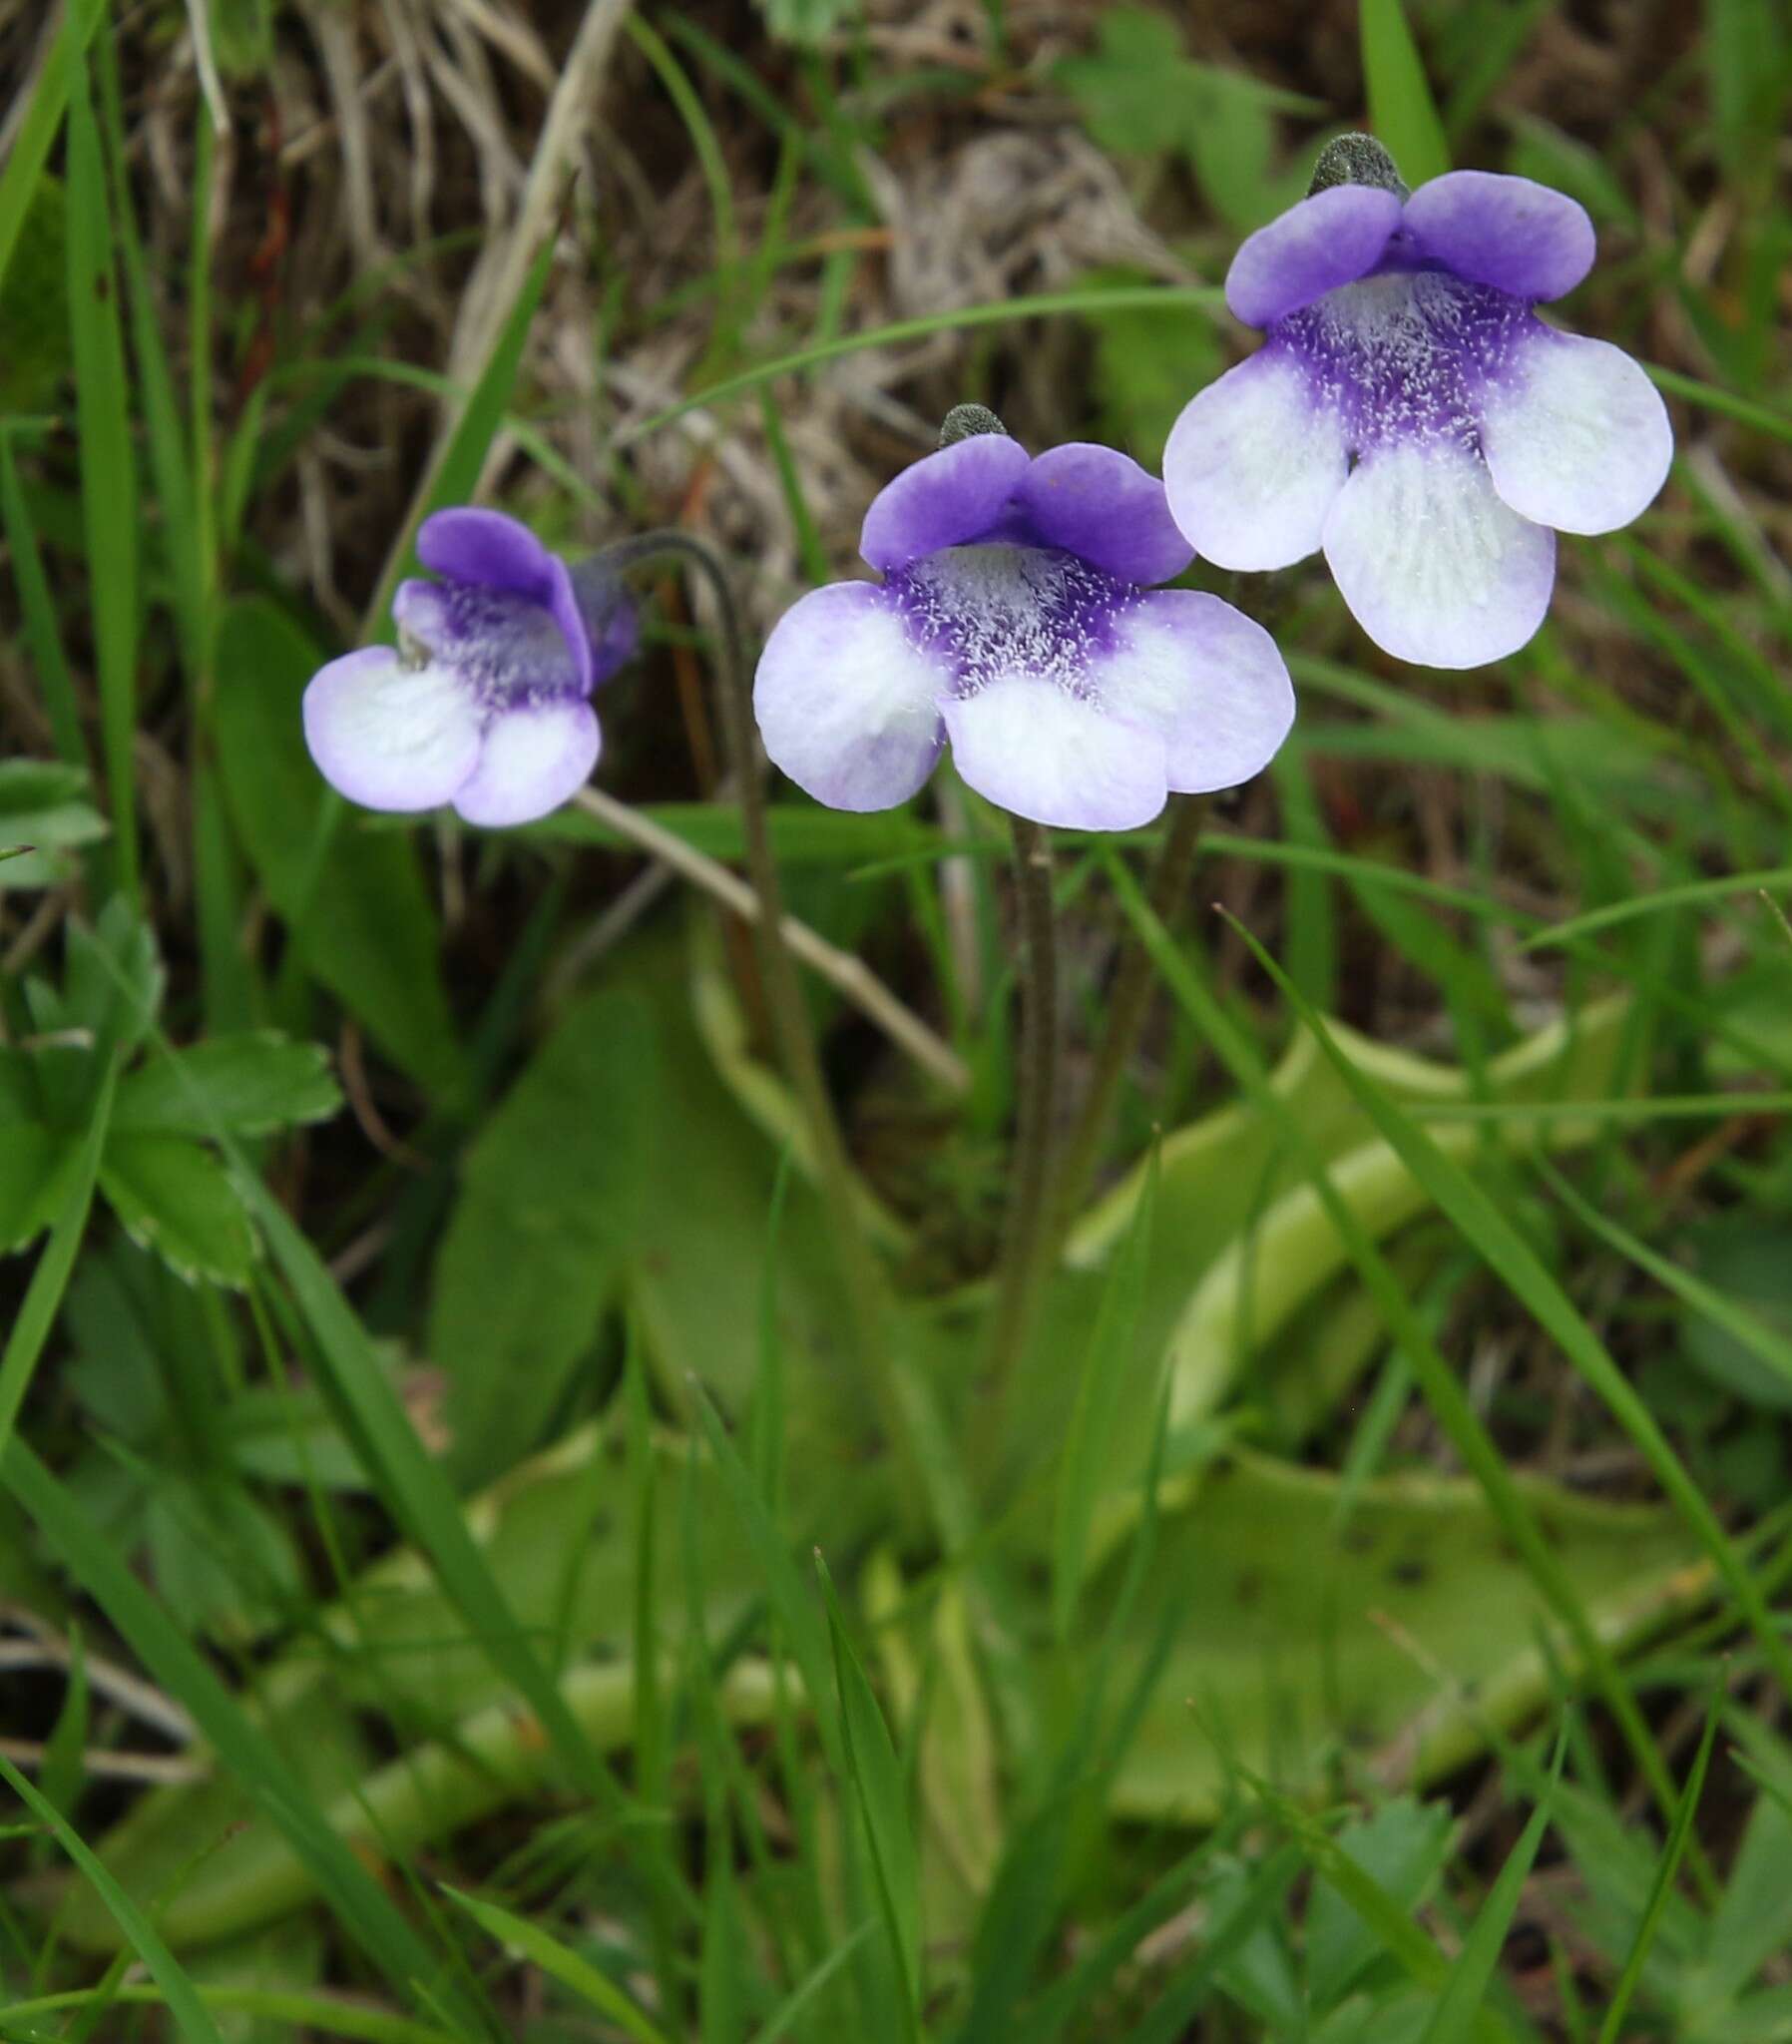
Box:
(604, 529), (938, 1533)
(976, 814), (1061, 1475)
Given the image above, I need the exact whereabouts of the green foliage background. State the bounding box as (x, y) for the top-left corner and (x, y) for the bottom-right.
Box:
(2, 0), (1792, 2037)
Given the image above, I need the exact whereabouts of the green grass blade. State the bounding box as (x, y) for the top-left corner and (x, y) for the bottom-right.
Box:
(1361, 0), (1452, 186)
(692, 1388), (838, 1765)
(0, 0), (106, 297)
(361, 221), (559, 637)
(1053, 1140), (1159, 1640)
(1130, 1844), (1305, 2044)
(1417, 1754), (1564, 2044)
(1520, 866), (1792, 951)
(1543, 1159), (1792, 1401)
(1104, 858), (1683, 1826)
(95, 12), (201, 676)
(0, 1752), (224, 2044)
(1222, 908), (1792, 1705)
(0, 1441), (472, 2026)
(619, 284), (1225, 443)
(0, 1052), (115, 1465)
(1594, 1692), (1720, 2044)
(1647, 365), (1792, 444)
(744, 1925), (878, 2044)
(62, 3), (140, 906)
(440, 1886), (672, 2044)
(0, 1985), (457, 2044)
(227, 1161), (652, 1835)
(815, 1553), (922, 2036)
(0, 437), (87, 769)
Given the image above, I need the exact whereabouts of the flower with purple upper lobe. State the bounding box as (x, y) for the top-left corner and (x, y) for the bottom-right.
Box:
(1163, 137), (1673, 670)
(302, 508), (637, 827)
(753, 412), (1294, 832)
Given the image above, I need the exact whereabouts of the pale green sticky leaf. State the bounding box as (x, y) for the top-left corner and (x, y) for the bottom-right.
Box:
(1087, 1451), (1699, 1826)
(1227, 912), (1792, 1705)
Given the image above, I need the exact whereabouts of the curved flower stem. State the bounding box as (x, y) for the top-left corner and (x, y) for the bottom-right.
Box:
(975, 815), (1060, 1474)
(1053, 793), (1208, 1232)
(603, 530), (939, 1536)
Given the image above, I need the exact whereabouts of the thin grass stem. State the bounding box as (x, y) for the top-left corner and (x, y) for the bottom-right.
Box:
(975, 815), (1060, 1479)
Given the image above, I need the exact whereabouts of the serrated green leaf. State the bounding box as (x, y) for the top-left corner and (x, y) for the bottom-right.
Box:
(0, 1055), (113, 1466)
(101, 1133), (258, 1287)
(1307, 1798), (1456, 2013)
(114, 1032), (342, 1139)
(1056, 8), (1191, 156)
(63, 897), (165, 1066)
(0, 1125), (76, 1255)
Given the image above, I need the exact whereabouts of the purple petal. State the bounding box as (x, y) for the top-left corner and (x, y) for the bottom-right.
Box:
(1479, 324), (1672, 535)
(392, 577), (588, 700)
(302, 648), (484, 812)
(1012, 444), (1192, 586)
(417, 508), (557, 599)
(859, 435), (1033, 574)
(753, 581), (947, 811)
(1403, 172), (1595, 303)
(1163, 346), (1349, 572)
(942, 679), (1167, 830)
(1094, 592), (1294, 794)
(452, 698), (601, 826)
(413, 509), (591, 694)
(1225, 185), (1404, 329)
(1322, 437), (1556, 669)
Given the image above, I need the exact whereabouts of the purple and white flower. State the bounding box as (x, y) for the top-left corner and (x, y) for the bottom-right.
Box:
(753, 414), (1294, 832)
(1163, 138), (1673, 670)
(302, 508), (637, 827)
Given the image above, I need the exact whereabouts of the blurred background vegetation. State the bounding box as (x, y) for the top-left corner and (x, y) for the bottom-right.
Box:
(2, 0), (1792, 2037)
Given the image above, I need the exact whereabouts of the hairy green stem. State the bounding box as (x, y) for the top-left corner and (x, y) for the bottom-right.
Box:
(1055, 794), (1207, 1229)
(976, 815), (1060, 1473)
(605, 532), (936, 1535)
